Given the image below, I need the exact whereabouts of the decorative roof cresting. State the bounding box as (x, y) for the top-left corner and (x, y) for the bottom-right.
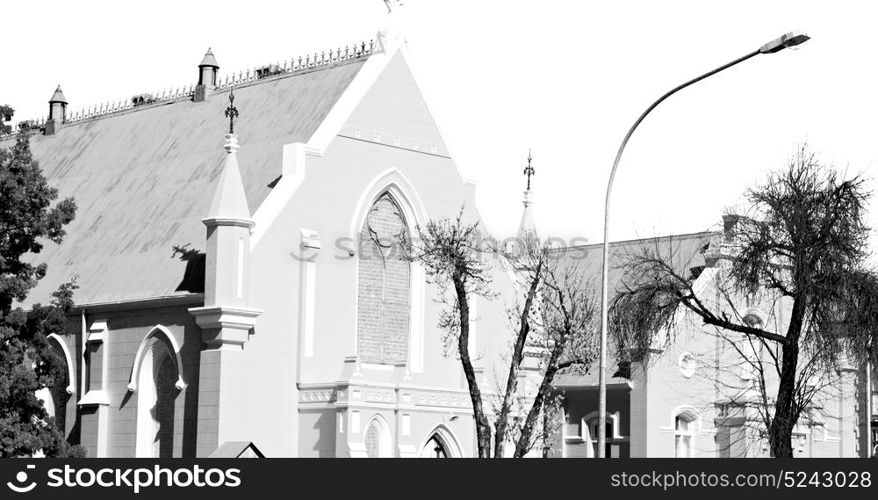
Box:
(0, 37), (377, 141)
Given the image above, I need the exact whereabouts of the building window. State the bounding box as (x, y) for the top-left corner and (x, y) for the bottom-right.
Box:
(583, 413), (625, 458)
(586, 418), (614, 446)
(136, 338), (180, 458)
(36, 336), (72, 434)
(357, 193), (411, 365)
(421, 434), (449, 458)
(364, 417), (391, 458)
(675, 414), (695, 457)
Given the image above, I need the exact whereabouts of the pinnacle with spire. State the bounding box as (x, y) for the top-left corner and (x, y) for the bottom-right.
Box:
(517, 149), (537, 239)
(205, 94), (250, 223)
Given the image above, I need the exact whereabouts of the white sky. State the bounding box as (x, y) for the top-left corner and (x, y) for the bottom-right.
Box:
(2, 1), (876, 254)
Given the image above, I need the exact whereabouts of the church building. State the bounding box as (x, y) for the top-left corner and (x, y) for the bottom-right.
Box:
(9, 28), (518, 458)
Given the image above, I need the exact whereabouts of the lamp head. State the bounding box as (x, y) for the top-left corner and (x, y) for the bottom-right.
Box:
(759, 31), (810, 54)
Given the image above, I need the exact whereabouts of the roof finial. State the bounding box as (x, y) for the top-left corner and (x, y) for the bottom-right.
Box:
(523, 149), (534, 191)
(224, 87), (238, 134)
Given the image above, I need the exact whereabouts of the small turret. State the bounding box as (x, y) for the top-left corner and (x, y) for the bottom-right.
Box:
(45, 85), (68, 135)
(194, 48), (220, 102)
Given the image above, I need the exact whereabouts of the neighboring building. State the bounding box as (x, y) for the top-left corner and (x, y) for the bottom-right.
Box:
(6, 29), (518, 458)
(551, 223), (877, 458)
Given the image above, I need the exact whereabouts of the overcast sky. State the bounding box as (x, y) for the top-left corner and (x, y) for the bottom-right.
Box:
(2, 1), (876, 255)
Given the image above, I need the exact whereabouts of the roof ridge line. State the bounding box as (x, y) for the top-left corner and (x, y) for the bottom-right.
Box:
(563, 229), (719, 250)
(0, 38), (378, 141)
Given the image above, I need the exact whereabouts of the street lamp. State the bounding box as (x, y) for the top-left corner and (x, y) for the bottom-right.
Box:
(595, 31), (810, 458)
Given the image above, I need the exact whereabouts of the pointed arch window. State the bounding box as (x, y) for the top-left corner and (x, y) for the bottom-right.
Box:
(136, 339), (179, 458)
(421, 434), (449, 458)
(364, 417), (392, 458)
(131, 328), (185, 458)
(357, 193), (411, 365)
(36, 335), (75, 434)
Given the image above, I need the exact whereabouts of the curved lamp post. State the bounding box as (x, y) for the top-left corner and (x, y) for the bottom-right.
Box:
(596, 31), (810, 458)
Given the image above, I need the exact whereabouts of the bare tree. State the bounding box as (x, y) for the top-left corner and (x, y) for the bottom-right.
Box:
(507, 243), (598, 457)
(492, 234), (545, 458)
(416, 216), (597, 457)
(414, 209), (494, 457)
(610, 146), (876, 457)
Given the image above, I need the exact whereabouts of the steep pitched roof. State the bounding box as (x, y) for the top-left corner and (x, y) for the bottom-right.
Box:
(552, 231), (717, 387)
(6, 58), (367, 306)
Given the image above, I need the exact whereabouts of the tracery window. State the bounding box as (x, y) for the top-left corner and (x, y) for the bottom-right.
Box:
(364, 417), (391, 458)
(357, 193), (411, 365)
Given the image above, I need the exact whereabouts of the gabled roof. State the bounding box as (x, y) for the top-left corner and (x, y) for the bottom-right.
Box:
(7, 57), (368, 306)
(553, 231), (717, 387)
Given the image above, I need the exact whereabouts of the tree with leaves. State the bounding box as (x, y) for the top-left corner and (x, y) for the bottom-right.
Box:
(611, 146), (877, 458)
(0, 109), (82, 457)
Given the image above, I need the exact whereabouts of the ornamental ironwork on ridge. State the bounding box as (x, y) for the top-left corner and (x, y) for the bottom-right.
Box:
(0, 39), (376, 140)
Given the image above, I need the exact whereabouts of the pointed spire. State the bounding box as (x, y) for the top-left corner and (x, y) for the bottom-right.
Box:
(206, 133), (251, 221)
(206, 93), (250, 223)
(517, 149), (537, 239)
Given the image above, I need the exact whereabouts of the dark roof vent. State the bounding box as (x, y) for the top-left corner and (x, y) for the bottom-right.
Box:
(255, 64), (283, 79)
(131, 93), (155, 107)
